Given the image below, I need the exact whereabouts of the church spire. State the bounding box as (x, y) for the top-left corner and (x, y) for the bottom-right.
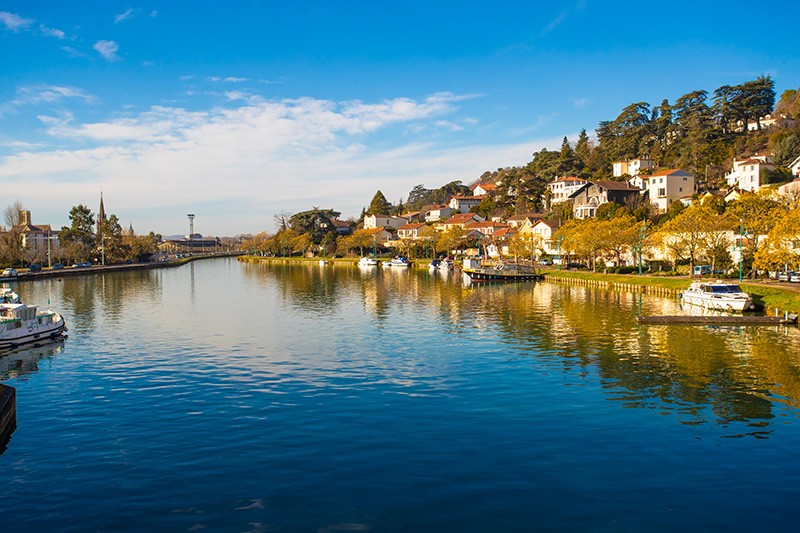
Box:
(97, 189), (107, 235)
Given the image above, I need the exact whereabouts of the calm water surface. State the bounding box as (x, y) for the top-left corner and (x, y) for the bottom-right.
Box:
(2, 258), (800, 531)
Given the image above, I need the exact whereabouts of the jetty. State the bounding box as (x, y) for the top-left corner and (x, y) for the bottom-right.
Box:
(636, 314), (798, 326)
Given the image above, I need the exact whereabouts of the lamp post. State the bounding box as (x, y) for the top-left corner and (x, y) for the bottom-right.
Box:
(739, 219), (743, 282)
(638, 223), (646, 276)
(556, 234), (564, 270)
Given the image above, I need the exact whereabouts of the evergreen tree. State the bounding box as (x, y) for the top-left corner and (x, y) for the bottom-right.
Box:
(368, 190), (392, 215)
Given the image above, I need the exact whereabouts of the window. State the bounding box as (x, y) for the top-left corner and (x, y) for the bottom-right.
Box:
(658, 188), (666, 197)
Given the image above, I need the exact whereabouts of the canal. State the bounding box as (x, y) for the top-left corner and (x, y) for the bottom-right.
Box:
(2, 258), (800, 531)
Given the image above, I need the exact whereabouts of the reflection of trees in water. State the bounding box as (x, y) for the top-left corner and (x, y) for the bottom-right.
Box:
(241, 263), (800, 429)
(463, 282), (800, 429)
(50, 270), (163, 331)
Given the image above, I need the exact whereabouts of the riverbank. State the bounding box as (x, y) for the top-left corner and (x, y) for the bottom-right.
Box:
(542, 269), (800, 315)
(9, 252), (243, 282)
(237, 256), (800, 314)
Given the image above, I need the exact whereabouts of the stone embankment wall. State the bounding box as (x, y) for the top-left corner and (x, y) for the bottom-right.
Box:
(0, 384), (16, 446)
(542, 274), (681, 298)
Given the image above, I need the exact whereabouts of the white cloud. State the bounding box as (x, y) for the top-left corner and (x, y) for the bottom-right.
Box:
(570, 97), (588, 109)
(93, 40), (120, 61)
(115, 8), (134, 23)
(39, 24), (64, 38)
(0, 93), (546, 234)
(0, 11), (33, 31)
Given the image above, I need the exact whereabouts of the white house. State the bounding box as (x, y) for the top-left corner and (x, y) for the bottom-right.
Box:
(422, 205), (454, 223)
(448, 195), (483, 212)
(524, 220), (563, 258)
(790, 155), (800, 178)
(738, 113), (797, 132)
(363, 214), (408, 230)
(545, 176), (588, 205)
(397, 222), (426, 240)
(724, 154), (775, 193)
(441, 213), (485, 231)
(778, 179), (800, 199)
(472, 183), (498, 196)
(612, 158), (655, 178)
(643, 168), (695, 212)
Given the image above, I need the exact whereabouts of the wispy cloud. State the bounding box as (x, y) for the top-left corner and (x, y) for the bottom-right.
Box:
(570, 97), (588, 109)
(207, 76), (251, 83)
(94, 40), (120, 61)
(0, 92), (538, 233)
(115, 8), (134, 24)
(0, 11), (33, 31)
(539, 1), (587, 37)
(1, 11), (65, 38)
(0, 85), (96, 116)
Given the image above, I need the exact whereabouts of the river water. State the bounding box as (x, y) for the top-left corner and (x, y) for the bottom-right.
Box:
(2, 258), (800, 531)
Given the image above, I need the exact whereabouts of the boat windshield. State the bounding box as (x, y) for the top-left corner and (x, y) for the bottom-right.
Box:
(711, 285), (742, 293)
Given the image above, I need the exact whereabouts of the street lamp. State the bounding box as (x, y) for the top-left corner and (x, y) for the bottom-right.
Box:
(638, 222), (647, 276)
(556, 234), (564, 270)
(738, 219), (748, 282)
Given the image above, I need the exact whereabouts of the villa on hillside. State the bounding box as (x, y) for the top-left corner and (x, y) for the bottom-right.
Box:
(506, 214), (540, 229)
(472, 183), (498, 196)
(448, 195), (483, 212)
(736, 113), (797, 132)
(789, 154), (800, 178)
(440, 213), (484, 231)
(421, 205), (454, 223)
(572, 181), (641, 219)
(363, 214), (408, 230)
(724, 153), (775, 193)
(612, 157), (655, 178)
(464, 221), (510, 237)
(397, 222), (426, 240)
(637, 168), (696, 212)
(544, 176), (588, 205)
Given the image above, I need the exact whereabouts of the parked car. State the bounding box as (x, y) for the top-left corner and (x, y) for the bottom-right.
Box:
(72, 261), (92, 268)
(1, 267), (18, 278)
(51, 263), (64, 270)
(778, 271), (793, 282)
(539, 259), (553, 266)
(28, 263), (42, 272)
(790, 272), (800, 283)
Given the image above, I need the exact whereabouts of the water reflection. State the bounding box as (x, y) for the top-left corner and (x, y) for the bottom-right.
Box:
(0, 339), (65, 380)
(243, 262), (800, 432)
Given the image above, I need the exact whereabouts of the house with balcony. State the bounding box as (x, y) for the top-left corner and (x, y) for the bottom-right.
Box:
(641, 168), (695, 212)
(724, 154), (775, 193)
(572, 182), (641, 219)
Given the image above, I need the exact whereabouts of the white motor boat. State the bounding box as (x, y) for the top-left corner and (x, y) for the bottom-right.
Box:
(358, 257), (378, 267)
(0, 302), (67, 350)
(680, 281), (755, 312)
(382, 257), (410, 268)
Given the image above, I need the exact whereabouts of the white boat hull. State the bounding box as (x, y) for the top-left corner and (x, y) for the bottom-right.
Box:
(681, 282), (754, 312)
(0, 313), (67, 350)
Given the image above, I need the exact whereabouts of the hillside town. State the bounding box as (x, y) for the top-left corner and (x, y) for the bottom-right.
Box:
(4, 77), (800, 279)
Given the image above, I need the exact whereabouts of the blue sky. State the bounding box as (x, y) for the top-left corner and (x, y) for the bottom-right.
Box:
(2, 1), (799, 236)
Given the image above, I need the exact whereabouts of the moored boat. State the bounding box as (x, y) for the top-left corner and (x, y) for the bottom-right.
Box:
(358, 257), (378, 267)
(0, 303), (67, 350)
(462, 261), (543, 282)
(382, 257), (410, 268)
(680, 281), (755, 312)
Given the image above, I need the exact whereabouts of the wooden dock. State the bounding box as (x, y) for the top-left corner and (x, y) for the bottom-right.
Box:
(636, 314), (798, 326)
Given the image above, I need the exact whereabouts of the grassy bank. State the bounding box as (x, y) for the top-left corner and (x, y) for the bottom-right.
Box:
(543, 269), (800, 314)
